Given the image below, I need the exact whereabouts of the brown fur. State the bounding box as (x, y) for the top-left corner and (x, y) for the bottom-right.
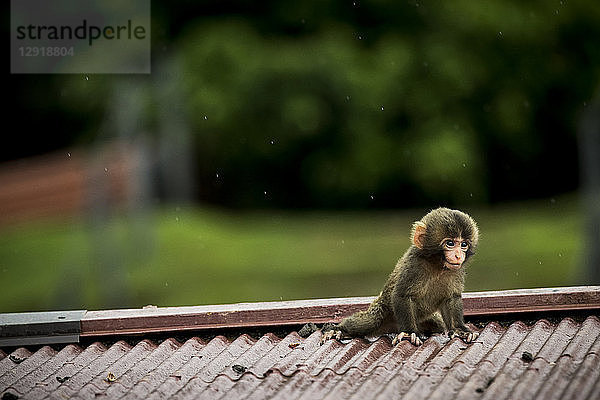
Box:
(334, 207), (479, 340)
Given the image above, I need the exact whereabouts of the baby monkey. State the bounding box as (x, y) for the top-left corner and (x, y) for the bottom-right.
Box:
(322, 207), (479, 346)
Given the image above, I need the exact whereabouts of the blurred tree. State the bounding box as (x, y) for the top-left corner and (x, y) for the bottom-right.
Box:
(5, 0), (600, 209)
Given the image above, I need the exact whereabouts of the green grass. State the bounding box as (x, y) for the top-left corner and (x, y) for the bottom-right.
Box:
(0, 195), (585, 313)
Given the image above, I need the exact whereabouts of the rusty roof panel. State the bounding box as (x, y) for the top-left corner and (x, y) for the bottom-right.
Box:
(2, 316), (600, 400)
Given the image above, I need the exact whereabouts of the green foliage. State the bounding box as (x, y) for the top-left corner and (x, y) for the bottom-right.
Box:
(6, 1), (600, 208)
(166, 0), (599, 207)
(178, 20), (488, 207)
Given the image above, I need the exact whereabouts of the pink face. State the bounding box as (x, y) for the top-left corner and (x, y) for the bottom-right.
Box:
(441, 237), (470, 270)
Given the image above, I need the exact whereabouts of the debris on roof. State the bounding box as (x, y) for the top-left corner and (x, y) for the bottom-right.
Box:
(1, 286), (599, 399)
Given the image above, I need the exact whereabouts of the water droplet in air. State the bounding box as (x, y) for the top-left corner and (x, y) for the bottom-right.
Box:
(203, 116), (208, 120)
(84, 76), (89, 81)
(380, 106), (385, 111)
(104, 167), (108, 173)
(558, 253), (563, 258)
(498, 31), (503, 37)
(67, 152), (71, 158)
(370, 194), (375, 200)
(345, 95), (351, 101)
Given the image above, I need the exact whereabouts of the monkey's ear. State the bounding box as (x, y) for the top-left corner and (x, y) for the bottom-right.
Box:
(412, 221), (427, 249)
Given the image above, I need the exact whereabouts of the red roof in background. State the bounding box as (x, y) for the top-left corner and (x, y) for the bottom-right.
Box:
(1, 287), (599, 399)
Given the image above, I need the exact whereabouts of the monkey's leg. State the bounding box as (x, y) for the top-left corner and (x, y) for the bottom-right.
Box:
(391, 296), (426, 346)
(320, 304), (387, 345)
(337, 309), (384, 336)
(320, 329), (343, 344)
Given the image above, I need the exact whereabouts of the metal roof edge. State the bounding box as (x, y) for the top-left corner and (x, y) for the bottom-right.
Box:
(462, 285), (600, 315)
(80, 286), (600, 336)
(0, 310), (86, 347)
(1, 286), (598, 344)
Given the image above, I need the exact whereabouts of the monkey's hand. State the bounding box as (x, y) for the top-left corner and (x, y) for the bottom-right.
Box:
(392, 332), (426, 346)
(449, 329), (479, 343)
(320, 329), (343, 345)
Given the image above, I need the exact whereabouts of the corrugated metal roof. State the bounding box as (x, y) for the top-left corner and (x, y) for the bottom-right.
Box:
(1, 315), (599, 399)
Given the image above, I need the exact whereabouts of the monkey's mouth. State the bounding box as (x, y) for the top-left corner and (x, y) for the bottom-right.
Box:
(444, 261), (462, 270)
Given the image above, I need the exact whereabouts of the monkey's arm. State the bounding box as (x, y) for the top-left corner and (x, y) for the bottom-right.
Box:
(390, 295), (427, 346)
(392, 295), (420, 333)
(440, 294), (478, 343)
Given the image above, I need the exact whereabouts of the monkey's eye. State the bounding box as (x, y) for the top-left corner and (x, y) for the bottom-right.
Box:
(444, 240), (455, 248)
(460, 241), (469, 250)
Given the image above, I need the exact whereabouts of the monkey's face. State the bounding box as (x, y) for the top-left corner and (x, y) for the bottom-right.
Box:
(441, 237), (470, 270)
(411, 208), (479, 269)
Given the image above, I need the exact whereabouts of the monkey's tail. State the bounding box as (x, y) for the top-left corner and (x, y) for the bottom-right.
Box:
(337, 297), (389, 337)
